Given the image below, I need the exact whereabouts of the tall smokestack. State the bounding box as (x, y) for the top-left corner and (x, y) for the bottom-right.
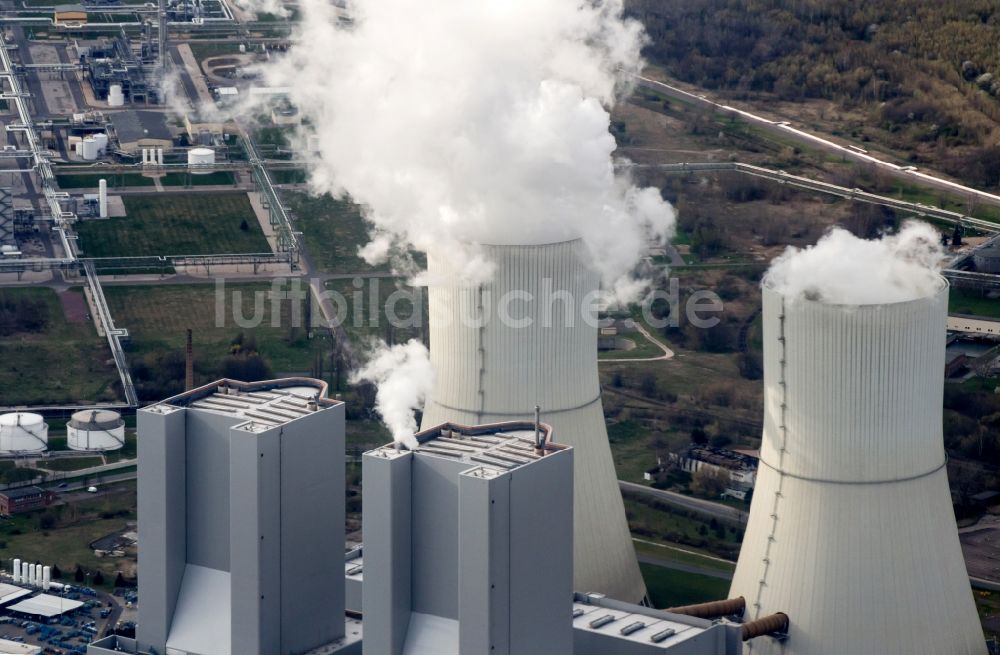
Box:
(421, 239), (645, 602)
(729, 276), (985, 654)
(185, 328), (194, 391)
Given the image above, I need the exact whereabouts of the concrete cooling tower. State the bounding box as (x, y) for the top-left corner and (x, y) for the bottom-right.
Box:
(420, 239), (645, 602)
(729, 279), (986, 654)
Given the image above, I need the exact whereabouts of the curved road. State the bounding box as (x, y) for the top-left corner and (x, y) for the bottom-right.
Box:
(601, 322), (675, 363)
(619, 480), (749, 526)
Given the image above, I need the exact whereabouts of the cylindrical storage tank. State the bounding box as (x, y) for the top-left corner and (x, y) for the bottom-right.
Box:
(98, 179), (108, 218)
(187, 147), (215, 174)
(0, 413), (48, 453)
(67, 410), (125, 451)
(29, 565), (36, 586)
(420, 239), (645, 602)
(12, 558), (20, 583)
(730, 279), (986, 654)
(107, 84), (125, 107)
(20, 563), (27, 585)
(93, 132), (109, 154)
(41, 566), (50, 591)
(78, 137), (99, 161)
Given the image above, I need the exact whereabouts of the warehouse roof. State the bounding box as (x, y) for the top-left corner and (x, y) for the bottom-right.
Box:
(111, 110), (172, 144)
(0, 583), (32, 607)
(0, 486), (49, 501)
(7, 594), (84, 618)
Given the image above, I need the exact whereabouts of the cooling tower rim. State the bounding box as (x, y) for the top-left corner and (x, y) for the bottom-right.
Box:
(761, 274), (947, 308)
(467, 237), (584, 249)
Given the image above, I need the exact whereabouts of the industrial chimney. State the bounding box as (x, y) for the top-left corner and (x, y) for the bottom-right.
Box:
(420, 239), (645, 602)
(729, 278), (985, 654)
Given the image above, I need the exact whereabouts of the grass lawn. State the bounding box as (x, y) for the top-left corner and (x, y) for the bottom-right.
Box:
(950, 288), (1000, 318)
(268, 168), (308, 184)
(640, 562), (731, 609)
(323, 277), (424, 346)
(103, 282), (323, 378)
(161, 171), (236, 187)
(75, 192), (270, 257)
(188, 42), (245, 61)
(39, 457), (105, 472)
(633, 539), (736, 574)
(0, 287), (120, 407)
(290, 192), (382, 273)
(56, 173), (154, 189)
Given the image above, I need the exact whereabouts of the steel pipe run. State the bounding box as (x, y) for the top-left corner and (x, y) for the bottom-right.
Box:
(741, 613), (790, 641)
(667, 597), (746, 619)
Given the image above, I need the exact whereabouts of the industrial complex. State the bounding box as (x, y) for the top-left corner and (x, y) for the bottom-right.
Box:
(0, 0), (996, 654)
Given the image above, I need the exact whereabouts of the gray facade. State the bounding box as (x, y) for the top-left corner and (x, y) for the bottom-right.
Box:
(362, 423), (574, 655)
(136, 379), (347, 655)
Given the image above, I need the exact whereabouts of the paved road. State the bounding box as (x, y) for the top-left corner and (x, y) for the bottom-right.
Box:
(619, 480), (749, 526)
(636, 75), (1000, 211)
(636, 553), (733, 581)
(601, 322), (675, 363)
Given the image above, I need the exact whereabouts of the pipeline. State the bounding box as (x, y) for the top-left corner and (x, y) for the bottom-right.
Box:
(741, 613), (790, 641)
(667, 597), (745, 619)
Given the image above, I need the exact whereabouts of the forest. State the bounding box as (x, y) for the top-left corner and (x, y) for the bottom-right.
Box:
(627, 0), (1000, 187)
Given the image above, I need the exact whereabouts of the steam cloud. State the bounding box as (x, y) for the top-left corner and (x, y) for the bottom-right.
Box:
(239, 0), (675, 296)
(764, 222), (946, 305)
(349, 340), (434, 450)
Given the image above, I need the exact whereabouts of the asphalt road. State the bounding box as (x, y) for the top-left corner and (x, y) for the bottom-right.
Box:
(619, 480), (749, 526)
(636, 75), (1000, 211)
(636, 553), (733, 581)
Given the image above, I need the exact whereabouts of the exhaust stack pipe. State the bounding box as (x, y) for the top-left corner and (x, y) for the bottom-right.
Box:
(741, 612), (790, 641)
(667, 597), (745, 620)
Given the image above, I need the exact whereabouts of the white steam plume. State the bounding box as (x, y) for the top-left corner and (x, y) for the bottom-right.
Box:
(764, 222), (946, 305)
(349, 340), (434, 450)
(237, 0), (675, 298)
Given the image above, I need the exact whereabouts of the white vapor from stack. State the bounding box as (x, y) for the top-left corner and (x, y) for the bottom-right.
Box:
(349, 340), (434, 449)
(233, 0), (675, 298)
(764, 221), (945, 305)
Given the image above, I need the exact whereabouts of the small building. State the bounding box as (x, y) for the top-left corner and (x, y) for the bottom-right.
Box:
(111, 111), (173, 154)
(669, 446), (757, 499)
(183, 111), (225, 145)
(0, 486), (56, 516)
(53, 4), (87, 25)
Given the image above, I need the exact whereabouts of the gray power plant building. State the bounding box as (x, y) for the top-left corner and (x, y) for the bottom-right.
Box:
(89, 381), (785, 655)
(133, 378), (353, 655)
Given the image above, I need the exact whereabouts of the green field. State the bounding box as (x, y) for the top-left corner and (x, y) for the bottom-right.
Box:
(640, 562), (731, 609)
(56, 173), (155, 189)
(323, 277), (424, 346)
(291, 192), (384, 273)
(188, 42), (246, 61)
(161, 171), (237, 187)
(75, 192), (270, 257)
(39, 457), (105, 472)
(103, 282), (324, 384)
(0, 287), (120, 407)
(951, 288), (1000, 319)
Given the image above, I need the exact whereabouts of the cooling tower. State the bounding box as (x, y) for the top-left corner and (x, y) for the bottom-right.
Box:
(420, 239), (645, 602)
(729, 279), (986, 654)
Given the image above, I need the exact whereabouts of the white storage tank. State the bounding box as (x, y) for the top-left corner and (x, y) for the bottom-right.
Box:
(93, 132), (109, 154)
(0, 412), (48, 453)
(108, 84), (125, 107)
(67, 409), (125, 451)
(187, 147), (215, 174)
(77, 137), (99, 161)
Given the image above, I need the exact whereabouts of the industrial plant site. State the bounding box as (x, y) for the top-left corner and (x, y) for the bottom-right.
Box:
(0, 0), (995, 653)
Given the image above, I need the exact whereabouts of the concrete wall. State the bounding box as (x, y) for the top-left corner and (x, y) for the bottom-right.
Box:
(137, 405), (187, 653)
